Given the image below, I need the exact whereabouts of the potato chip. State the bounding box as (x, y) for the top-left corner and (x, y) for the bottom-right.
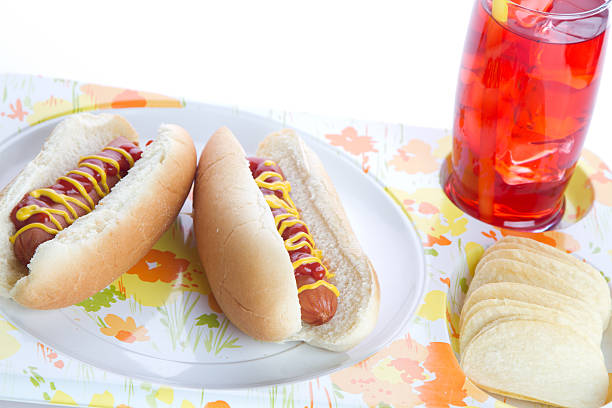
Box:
(474, 249), (609, 326)
(460, 237), (611, 407)
(466, 258), (608, 326)
(460, 282), (601, 335)
(485, 238), (607, 289)
(461, 319), (608, 408)
(459, 299), (601, 353)
(486, 237), (609, 312)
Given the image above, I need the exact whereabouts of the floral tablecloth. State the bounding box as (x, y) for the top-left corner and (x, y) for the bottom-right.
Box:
(0, 73), (610, 408)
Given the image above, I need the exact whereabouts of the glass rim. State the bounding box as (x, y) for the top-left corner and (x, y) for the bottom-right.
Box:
(500, 0), (611, 19)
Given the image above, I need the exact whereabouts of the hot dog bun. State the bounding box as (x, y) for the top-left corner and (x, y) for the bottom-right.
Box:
(194, 127), (379, 351)
(0, 113), (197, 309)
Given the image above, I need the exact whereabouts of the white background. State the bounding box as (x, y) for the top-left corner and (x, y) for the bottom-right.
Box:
(0, 1), (610, 151)
(0, 1), (610, 407)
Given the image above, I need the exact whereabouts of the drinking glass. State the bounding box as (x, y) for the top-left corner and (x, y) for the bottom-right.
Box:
(444, 0), (610, 231)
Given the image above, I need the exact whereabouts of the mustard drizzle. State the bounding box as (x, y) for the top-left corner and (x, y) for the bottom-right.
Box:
(277, 218), (310, 237)
(9, 223), (59, 244)
(15, 205), (67, 229)
(78, 162), (110, 194)
(297, 279), (340, 297)
(103, 146), (134, 167)
(291, 256), (327, 272)
(253, 159), (337, 295)
(79, 155), (122, 179)
(58, 176), (95, 209)
(265, 195), (299, 217)
(284, 231), (315, 252)
(30, 188), (89, 217)
(67, 169), (107, 198)
(10, 146), (133, 244)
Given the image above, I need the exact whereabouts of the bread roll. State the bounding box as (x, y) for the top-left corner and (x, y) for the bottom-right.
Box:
(0, 113), (197, 309)
(194, 127), (379, 351)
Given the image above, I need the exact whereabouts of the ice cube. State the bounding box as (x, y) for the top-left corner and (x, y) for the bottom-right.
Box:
(550, 16), (606, 42)
(509, 143), (558, 165)
(496, 135), (574, 184)
(511, 0), (554, 28)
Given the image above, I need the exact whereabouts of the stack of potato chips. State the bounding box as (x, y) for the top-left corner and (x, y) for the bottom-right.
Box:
(460, 237), (610, 408)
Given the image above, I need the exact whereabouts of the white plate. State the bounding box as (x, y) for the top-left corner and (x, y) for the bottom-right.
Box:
(0, 106), (426, 389)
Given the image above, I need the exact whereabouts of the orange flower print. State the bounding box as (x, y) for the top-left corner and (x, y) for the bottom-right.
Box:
(498, 229), (580, 253)
(111, 89), (147, 109)
(325, 127), (378, 155)
(36, 342), (64, 369)
(80, 84), (182, 110)
(100, 314), (150, 343)
(7, 99), (28, 121)
(127, 249), (189, 283)
(425, 234), (452, 247)
(389, 139), (439, 174)
(331, 334), (428, 407)
(204, 401), (231, 408)
(415, 342), (467, 408)
(419, 202), (439, 215)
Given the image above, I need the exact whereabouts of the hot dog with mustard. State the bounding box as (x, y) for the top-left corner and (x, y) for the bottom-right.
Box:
(248, 157), (338, 326)
(10, 137), (143, 266)
(193, 127), (379, 352)
(0, 113), (196, 309)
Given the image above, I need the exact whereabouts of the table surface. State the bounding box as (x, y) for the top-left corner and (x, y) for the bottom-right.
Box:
(0, 1), (611, 407)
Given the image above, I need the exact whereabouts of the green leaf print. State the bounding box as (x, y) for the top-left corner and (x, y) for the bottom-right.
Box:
(25, 366), (45, 389)
(459, 277), (469, 294)
(77, 285), (126, 312)
(195, 313), (220, 328)
(424, 248), (438, 256)
(203, 317), (242, 355)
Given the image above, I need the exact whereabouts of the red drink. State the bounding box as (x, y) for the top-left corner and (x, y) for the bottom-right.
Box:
(444, 0), (609, 230)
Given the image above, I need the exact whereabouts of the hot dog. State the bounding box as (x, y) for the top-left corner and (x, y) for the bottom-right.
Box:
(10, 137), (143, 266)
(0, 113), (196, 309)
(247, 157), (338, 325)
(193, 127), (380, 351)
